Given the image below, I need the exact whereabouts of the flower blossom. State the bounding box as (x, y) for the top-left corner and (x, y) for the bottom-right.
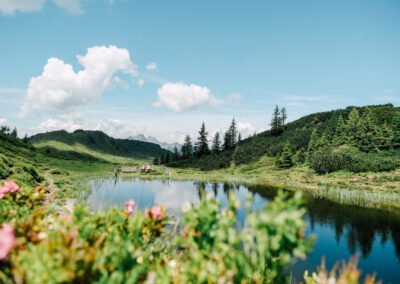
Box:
(145, 205), (165, 220)
(0, 181), (22, 199)
(124, 199), (135, 216)
(0, 224), (16, 260)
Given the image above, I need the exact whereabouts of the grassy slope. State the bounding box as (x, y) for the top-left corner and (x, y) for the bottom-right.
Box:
(29, 129), (169, 161)
(0, 132), (142, 210)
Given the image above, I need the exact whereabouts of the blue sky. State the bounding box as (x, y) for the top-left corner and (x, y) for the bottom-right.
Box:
(0, 0), (399, 143)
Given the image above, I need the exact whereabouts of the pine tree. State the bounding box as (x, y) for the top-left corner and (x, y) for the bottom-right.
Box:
(393, 111), (400, 149)
(306, 128), (319, 162)
(315, 133), (330, 150)
(276, 142), (293, 168)
(376, 122), (393, 151)
(346, 108), (361, 147)
(223, 131), (231, 150)
(211, 132), (221, 154)
(228, 118), (238, 147)
(333, 114), (346, 146)
(195, 122), (210, 157)
(165, 152), (171, 164)
(11, 127), (17, 138)
(357, 108), (379, 153)
(153, 157), (159, 165)
(270, 105), (281, 135)
(238, 133), (242, 143)
(280, 107), (287, 127)
(160, 153), (165, 164)
(232, 144), (241, 165)
(173, 146), (179, 161)
(22, 134), (29, 144)
(181, 135), (193, 158)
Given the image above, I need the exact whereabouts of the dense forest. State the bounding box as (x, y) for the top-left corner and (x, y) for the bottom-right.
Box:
(166, 104), (400, 173)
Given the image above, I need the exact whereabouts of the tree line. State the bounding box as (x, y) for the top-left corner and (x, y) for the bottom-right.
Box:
(153, 118), (242, 165)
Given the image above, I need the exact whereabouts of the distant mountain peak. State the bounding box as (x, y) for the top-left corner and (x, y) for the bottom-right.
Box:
(128, 134), (181, 151)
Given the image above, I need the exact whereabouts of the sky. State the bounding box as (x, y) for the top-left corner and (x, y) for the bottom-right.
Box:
(0, 0), (399, 143)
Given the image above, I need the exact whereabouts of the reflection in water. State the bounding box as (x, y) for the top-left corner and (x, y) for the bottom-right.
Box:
(83, 179), (400, 283)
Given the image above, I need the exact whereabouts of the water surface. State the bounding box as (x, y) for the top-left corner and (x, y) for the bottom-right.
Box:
(84, 178), (400, 283)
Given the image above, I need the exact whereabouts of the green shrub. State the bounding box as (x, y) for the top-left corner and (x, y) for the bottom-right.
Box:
(309, 148), (399, 174)
(22, 166), (43, 182)
(1, 186), (312, 283)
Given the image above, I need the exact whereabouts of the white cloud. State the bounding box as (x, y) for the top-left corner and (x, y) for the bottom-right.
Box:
(0, 118), (7, 125)
(153, 82), (215, 112)
(381, 88), (396, 95)
(21, 45), (137, 116)
(0, 0), (88, 15)
(34, 118), (84, 133)
(137, 79), (145, 87)
(0, 0), (45, 15)
(227, 92), (243, 104)
(146, 62), (158, 71)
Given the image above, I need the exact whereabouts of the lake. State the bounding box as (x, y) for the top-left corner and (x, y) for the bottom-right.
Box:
(84, 178), (400, 283)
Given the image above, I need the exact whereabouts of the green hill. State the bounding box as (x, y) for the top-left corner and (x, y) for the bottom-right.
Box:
(169, 104), (400, 172)
(29, 129), (169, 162)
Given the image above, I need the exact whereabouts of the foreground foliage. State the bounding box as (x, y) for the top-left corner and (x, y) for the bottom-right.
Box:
(1, 179), (383, 283)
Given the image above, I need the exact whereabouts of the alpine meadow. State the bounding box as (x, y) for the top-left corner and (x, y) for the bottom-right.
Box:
(1, 1), (400, 283)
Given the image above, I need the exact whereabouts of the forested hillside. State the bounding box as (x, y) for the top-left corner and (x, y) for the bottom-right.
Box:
(168, 104), (400, 172)
(29, 130), (170, 161)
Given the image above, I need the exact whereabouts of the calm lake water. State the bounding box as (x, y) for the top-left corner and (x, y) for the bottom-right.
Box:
(84, 178), (400, 283)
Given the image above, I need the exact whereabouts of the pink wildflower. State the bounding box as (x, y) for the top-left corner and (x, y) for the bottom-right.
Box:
(3, 181), (22, 194)
(150, 205), (165, 219)
(0, 224), (16, 260)
(181, 225), (189, 237)
(124, 199), (135, 216)
(0, 186), (8, 199)
(61, 214), (72, 222)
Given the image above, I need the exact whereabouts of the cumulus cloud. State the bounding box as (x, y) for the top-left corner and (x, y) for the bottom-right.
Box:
(153, 82), (215, 112)
(146, 62), (158, 71)
(0, 0), (45, 15)
(227, 92), (243, 104)
(0, 0), (87, 15)
(0, 118), (7, 125)
(21, 45), (137, 116)
(34, 118), (84, 133)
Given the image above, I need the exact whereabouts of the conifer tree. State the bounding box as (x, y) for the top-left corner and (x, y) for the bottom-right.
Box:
(276, 142), (293, 168)
(280, 107), (287, 127)
(376, 122), (393, 151)
(346, 108), (361, 147)
(165, 152), (171, 163)
(315, 133), (330, 150)
(195, 122), (210, 157)
(228, 118), (238, 147)
(270, 105), (281, 135)
(333, 114), (347, 146)
(223, 131), (231, 150)
(393, 111), (400, 149)
(22, 134), (29, 144)
(181, 135), (193, 158)
(306, 128), (319, 162)
(11, 127), (17, 138)
(153, 157), (159, 165)
(173, 146), (179, 161)
(160, 153), (165, 164)
(357, 108), (379, 152)
(238, 133), (242, 143)
(232, 144), (241, 165)
(211, 132), (221, 154)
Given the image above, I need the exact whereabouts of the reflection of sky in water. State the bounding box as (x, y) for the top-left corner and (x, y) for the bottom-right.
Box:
(84, 178), (400, 284)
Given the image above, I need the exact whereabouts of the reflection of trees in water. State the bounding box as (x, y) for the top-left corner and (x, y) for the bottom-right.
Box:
(189, 182), (400, 262)
(305, 198), (400, 260)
